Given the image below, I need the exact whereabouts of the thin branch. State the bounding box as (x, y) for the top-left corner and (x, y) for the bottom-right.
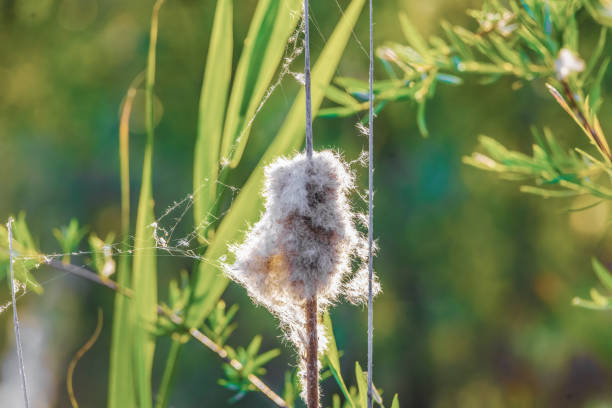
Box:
(42, 260), (287, 407)
(560, 79), (612, 162)
(7, 218), (29, 408)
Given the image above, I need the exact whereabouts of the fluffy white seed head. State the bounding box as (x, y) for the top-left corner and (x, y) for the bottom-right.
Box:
(224, 150), (380, 390)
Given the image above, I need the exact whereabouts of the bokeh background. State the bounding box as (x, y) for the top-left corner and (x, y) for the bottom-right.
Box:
(2, 0), (612, 406)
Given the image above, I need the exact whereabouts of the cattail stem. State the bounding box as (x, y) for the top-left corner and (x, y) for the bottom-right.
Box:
(305, 297), (319, 408)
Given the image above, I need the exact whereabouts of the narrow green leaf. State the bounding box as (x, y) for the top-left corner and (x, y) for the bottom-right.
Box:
(593, 258), (612, 292)
(398, 12), (430, 59)
(155, 338), (183, 408)
(583, 28), (607, 81)
(318, 106), (362, 118)
(223, 0), (303, 168)
(193, 0), (233, 236)
(185, 0), (367, 328)
(323, 314), (354, 406)
(132, 2), (164, 406)
(417, 100), (429, 137)
(391, 394), (400, 408)
(355, 362), (367, 408)
(324, 84), (361, 107)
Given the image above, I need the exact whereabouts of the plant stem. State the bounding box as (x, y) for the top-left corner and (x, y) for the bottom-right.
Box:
(8, 218), (29, 408)
(155, 338), (182, 408)
(304, 0), (313, 159)
(42, 259), (287, 407)
(305, 297), (319, 408)
(367, 0), (374, 406)
(560, 79), (611, 161)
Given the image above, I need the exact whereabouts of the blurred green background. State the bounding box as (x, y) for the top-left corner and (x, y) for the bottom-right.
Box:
(2, 0), (612, 407)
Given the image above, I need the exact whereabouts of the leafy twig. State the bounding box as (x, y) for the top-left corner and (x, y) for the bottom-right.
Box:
(43, 260), (288, 407)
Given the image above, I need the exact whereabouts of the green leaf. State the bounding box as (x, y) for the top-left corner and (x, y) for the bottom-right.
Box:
(398, 13), (430, 60)
(391, 394), (400, 408)
(324, 84), (361, 107)
(132, 2), (164, 406)
(323, 314), (354, 406)
(193, 0), (233, 238)
(592, 258), (612, 292)
(107, 254), (135, 408)
(0, 216), (43, 295)
(355, 362), (368, 408)
(108, 75), (139, 408)
(318, 106), (362, 118)
(185, 0), (367, 328)
(417, 100), (428, 137)
(223, 0), (303, 168)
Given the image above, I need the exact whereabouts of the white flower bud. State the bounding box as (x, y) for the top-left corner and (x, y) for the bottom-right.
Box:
(555, 48), (585, 80)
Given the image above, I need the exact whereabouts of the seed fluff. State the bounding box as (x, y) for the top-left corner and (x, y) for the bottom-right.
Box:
(224, 150), (380, 397)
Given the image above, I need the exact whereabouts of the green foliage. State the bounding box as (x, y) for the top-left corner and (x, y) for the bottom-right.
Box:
(202, 300), (239, 347)
(463, 129), (612, 199)
(52, 218), (88, 264)
(322, 0), (609, 138)
(573, 259), (612, 310)
(130, 0), (163, 405)
(0, 213), (42, 294)
(219, 335), (281, 401)
(319, 314), (398, 408)
(328, 0), (612, 322)
(88, 232), (116, 279)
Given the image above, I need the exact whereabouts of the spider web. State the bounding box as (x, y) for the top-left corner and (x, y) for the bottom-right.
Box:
(2, 0), (372, 315)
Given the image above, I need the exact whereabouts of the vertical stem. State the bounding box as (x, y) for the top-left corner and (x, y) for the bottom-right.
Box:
(155, 338), (182, 408)
(303, 0), (313, 159)
(305, 297), (319, 408)
(7, 218), (29, 408)
(367, 0), (375, 406)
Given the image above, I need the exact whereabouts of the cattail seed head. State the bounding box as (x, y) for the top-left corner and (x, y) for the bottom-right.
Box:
(224, 150), (380, 394)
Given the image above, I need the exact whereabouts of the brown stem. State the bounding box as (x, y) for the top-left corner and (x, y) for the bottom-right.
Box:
(560, 80), (612, 161)
(305, 297), (319, 408)
(43, 260), (287, 407)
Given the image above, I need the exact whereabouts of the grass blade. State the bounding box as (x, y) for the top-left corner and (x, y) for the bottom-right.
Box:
(193, 0), (233, 235)
(132, 1), (164, 406)
(186, 0), (367, 328)
(154, 339), (182, 408)
(155, 1), (232, 404)
(323, 314), (354, 407)
(107, 75), (142, 408)
(221, 0), (302, 168)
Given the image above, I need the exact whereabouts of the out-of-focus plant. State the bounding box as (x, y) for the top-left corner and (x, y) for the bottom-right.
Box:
(324, 0), (612, 314)
(323, 0), (609, 136)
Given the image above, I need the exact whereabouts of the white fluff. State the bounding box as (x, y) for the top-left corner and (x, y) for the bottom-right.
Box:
(225, 150), (380, 391)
